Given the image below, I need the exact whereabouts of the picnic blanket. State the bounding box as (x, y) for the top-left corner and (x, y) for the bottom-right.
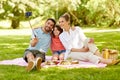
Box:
(0, 56), (107, 68)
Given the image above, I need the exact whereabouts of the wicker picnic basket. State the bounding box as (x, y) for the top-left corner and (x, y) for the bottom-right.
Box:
(108, 49), (118, 60)
(102, 42), (119, 60)
(102, 49), (119, 60)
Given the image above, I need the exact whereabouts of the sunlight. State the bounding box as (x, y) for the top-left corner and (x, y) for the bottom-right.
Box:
(0, 29), (31, 35)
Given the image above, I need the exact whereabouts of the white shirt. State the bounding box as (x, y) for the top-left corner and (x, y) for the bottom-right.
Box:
(59, 26), (87, 59)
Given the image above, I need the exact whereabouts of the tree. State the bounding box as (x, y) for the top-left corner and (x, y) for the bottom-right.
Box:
(0, 0), (40, 29)
(1, 0), (120, 29)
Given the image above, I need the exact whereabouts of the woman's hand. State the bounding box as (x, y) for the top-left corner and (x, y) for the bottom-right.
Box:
(30, 37), (38, 47)
(71, 47), (89, 52)
(88, 38), (94, 43)
(82, 47), (89, 52)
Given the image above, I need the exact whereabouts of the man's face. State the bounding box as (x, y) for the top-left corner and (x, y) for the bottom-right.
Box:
(44, 20), (55, 32)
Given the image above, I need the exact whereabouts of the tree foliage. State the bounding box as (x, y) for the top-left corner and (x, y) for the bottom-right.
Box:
(0, 0), (41, 29)
(0, 0), (120, 29)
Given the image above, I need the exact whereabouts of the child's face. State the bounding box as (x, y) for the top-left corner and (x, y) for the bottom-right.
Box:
(53, 27), (60, 36)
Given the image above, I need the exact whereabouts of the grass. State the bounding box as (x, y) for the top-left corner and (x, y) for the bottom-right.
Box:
(85, 31), (120, 51)
(0, 29), (120, 80)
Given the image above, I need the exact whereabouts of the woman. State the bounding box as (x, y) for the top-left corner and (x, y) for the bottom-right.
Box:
(58, 13), (120, 65)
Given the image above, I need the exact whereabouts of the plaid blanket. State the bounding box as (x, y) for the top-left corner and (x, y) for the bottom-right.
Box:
(0, 56), (107, 68)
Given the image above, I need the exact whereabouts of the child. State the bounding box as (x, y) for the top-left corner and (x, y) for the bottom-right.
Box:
(51, 25), (66, 61)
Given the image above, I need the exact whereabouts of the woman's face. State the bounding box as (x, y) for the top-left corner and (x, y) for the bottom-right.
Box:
(53, 27), (60, 36)
(59, 17), (69, 29)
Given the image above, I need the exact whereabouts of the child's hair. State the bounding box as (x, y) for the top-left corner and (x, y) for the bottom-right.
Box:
(51, 24), (63, 37)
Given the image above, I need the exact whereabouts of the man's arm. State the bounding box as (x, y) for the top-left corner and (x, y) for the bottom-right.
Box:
(30, 37), (38, 47)
(30, 28), (38, 47)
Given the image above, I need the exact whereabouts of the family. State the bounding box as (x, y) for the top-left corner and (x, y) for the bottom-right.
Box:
(23, 13), (120, 72)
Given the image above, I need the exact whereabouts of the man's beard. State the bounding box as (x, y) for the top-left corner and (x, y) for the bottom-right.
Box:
(44, 26), (52, 33)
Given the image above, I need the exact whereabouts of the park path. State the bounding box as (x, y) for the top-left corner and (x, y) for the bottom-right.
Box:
(0, 28), (120, 35)
(0, 29), (32, 35)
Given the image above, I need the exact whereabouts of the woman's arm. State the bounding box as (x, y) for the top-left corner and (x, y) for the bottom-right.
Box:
(59, 34), (72, 51)
(76, 27), (87, 42)
(71, 47), (89, 52)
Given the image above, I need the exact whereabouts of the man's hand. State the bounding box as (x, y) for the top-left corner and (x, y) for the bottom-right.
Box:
(30, 37), (38, 47)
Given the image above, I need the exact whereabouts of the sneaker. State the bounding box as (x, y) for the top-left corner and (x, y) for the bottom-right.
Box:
(26, 60), (35, 72)
(112, 59), (120, 65)
(36, 57), (42, 71)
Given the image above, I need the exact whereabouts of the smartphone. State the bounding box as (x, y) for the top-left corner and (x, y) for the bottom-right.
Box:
(25, 12), (32, 18)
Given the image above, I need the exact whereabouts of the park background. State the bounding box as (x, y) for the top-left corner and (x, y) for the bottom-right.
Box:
(0, 0), (120, 80)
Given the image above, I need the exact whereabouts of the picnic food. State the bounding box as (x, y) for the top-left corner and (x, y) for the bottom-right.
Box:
(60, 60), (79, 65)
(71, 60), (79, 64)
(45, 60), (56, 65)
(60, 60), (71, 65)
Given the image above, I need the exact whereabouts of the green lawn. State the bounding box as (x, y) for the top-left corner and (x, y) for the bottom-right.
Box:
(0, 29), (120, 80)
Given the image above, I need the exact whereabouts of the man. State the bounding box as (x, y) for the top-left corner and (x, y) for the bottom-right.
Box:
(23, 18), (56, 72)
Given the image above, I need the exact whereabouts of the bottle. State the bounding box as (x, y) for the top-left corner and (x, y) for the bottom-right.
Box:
(103, 49), (109, 59)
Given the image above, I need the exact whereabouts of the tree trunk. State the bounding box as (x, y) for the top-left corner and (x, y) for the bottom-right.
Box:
(11, 19), (20, 29)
